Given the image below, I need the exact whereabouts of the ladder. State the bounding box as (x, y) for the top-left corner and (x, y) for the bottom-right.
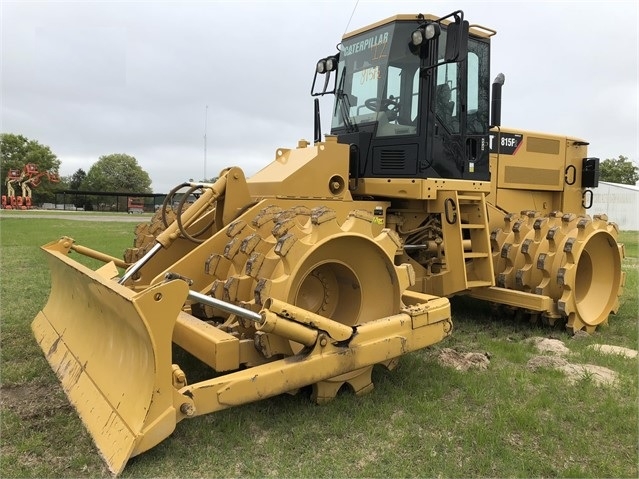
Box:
(438, 191), (494, 293)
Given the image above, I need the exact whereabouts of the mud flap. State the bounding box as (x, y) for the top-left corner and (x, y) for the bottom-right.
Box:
(31, 242), (190, 475)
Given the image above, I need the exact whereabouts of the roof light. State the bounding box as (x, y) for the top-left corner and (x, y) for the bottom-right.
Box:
(325, 56), (337, 72)
(424, 23), (441, 40)
(317, 56), (338, 74)
(411, 23), (441, 47)
(411, 29), (424, 46)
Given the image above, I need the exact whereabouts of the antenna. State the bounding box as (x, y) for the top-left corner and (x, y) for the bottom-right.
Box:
(343, 0), (360, 35)
(203, 105), (208, 181)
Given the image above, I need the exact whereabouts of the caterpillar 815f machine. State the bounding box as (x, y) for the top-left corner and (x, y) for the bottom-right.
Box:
(32, 10), (624, 475)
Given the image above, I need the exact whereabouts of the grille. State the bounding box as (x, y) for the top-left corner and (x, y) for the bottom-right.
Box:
(379, 149), (406, 170)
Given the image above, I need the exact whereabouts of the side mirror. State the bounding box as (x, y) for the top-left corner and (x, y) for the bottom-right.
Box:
(582, 158), (600, 188)
(444, 20), (469, 62)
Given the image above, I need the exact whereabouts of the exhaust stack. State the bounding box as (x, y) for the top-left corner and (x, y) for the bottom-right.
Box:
(491, 73), (505, 127)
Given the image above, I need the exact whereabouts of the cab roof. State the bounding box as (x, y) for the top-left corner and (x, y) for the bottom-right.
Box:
(343, 13), (496, 40)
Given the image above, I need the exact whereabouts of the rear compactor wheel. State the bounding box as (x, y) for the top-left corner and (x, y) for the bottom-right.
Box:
(490, 210), (624, 333)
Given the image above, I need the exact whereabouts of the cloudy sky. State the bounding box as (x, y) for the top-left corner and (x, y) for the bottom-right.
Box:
(2, 1), (637, 193)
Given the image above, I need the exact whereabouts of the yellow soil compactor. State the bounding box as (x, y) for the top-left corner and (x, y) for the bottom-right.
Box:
(32, 11), (624, 474)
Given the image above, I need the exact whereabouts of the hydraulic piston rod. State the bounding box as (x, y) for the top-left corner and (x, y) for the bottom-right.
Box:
(187, 289), (262, 323)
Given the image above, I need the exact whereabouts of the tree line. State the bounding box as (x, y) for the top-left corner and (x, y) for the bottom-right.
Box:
(1, 132), (638, 207)
(1, 133), (152, 206)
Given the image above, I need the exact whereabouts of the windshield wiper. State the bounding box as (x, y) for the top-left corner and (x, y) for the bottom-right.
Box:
(334, 69), (357, 133)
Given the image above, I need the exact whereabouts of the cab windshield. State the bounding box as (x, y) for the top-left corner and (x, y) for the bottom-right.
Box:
(332, 22), (421, 137)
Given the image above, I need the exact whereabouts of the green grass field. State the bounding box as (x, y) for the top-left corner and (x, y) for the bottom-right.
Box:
(1, 217), (637, 478)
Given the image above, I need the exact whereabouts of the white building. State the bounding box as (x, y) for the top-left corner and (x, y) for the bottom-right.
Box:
(590, 181), (639, 231)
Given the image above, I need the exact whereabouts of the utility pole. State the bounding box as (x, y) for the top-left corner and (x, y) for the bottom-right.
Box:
(204, 104), (208, 181)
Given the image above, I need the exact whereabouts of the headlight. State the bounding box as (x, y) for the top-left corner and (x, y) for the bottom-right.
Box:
(316, 59), (327, 74)
(325, 56), (337, 72)
(424, 23), (441, 40)
(411, 29), (424, 46)
(411, 23), (441, 46)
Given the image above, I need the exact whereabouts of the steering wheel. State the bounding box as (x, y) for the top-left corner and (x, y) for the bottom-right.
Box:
(364, 96), (400, 120)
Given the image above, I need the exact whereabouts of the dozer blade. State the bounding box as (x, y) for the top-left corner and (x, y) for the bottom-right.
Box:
(31, 240), (189, 475)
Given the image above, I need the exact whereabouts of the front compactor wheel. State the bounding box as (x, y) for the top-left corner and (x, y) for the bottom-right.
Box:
(491, 211), (624, 332)
(206, 206), (412, 401)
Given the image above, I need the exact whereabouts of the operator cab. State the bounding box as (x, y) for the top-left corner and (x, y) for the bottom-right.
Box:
(312, 11), (494, 183)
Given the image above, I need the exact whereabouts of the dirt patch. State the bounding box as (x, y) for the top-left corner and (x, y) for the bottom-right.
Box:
(588, 344), (638, 359)
(527, 355), (569, 370)
(571, 330), (591, 340)
(527, 355), (618, 387)
(524, 338), (620, 387)
(437, 348), (490, 371)
(560, 363), (619, 387)
(1, 382), (110, 477)
(0, 382), (71, 419)
(248, 421), (270, 446)
(525, 337), (570, 355)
